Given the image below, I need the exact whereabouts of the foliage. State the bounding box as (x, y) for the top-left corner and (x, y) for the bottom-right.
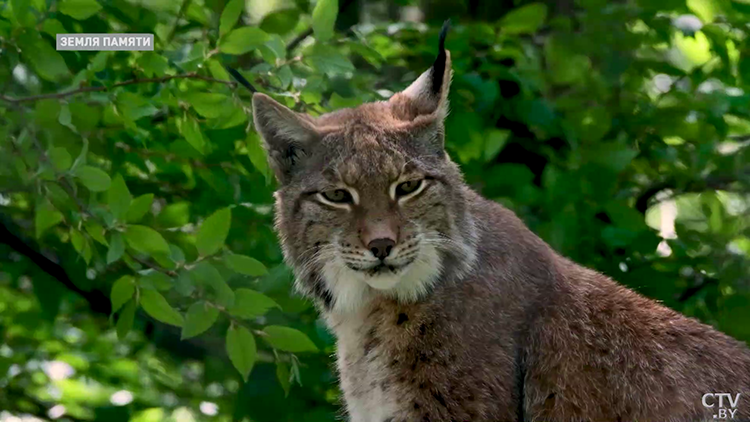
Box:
(0, 0), (749, 420)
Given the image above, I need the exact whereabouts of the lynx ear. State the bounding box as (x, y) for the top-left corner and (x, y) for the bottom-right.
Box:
(390, 21), (452, 121)
(252, 93), (320, 184)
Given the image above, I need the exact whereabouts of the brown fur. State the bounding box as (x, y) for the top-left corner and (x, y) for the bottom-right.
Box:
(251, 39), (750, 422)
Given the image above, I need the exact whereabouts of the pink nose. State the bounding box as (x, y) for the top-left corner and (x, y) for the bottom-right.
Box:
(360, 218), (399, 259)
(368, 238), (395, 260)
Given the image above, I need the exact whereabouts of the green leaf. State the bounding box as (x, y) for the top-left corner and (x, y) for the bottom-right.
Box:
(196, 207), (231, 256)
(139, 271), (173, 291)
(499, 3), (547, 34)
(225, 255), (268, 276)
(116, 300), (136, 340)
(219, 0), (244, 37)
(107, 232), (125, 264)
(484, 130), (510, 162)
(11, 0), (32, 26)
(174, 270), (195, 297)
(84, 220), (108, 245)
(35, 201), (64, 238)
(276, 361), (291, 397)
(260, 9), (300, 35)
(137, 52), (168, 77)
(184, 93), (231, 119)
(70, 229), (85, 254)
(75, 165), (112, 192)
(17, 33), (69, 82)
(228, 288), (279, 319)
(262, 326), (318, 353)
(226, 325), (257, 382)
(207, 59), (230, 80)
(190, 262), (235, 307)
(108, 174), (132, 221)
(181, 302), (220, 339)
(219, 27), (270, 55)
(312, 0), (338, 42)
(245, 132), (272, 182)
(303, 44), (355, 74)
(110, 275), (135, 314)
(42, 19), (67, 37)
(688, 0), (722, 23)
(178, 116), (206, 155)
(126, 194), (154, 223)
(157, 202), (190, 228)
(140, 289), (183, 327)
(58, 104), (74, 129)
(58, 0), (102, 20)
(70, 229), (92, 264)
(49, 147), (72, 171)
(124, 225), (170, 256)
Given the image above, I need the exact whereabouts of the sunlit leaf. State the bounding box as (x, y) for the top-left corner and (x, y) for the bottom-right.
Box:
(219, 0), (244, 37)
(126, 194), (154, 223)
(35, 201), (64, 238)
(140, 289), (183, 327)
(75, 165), (112, 192)
(178, 116), (206, 155)
(58, 0), (102, 20)
(225, 255), (268, 277)
(499, 3), (548, 34)
(262, 326), (318, 353)
(312, 0), (338, 42)
(228, 288), (279, 319)
(196, 207), (231, 256)
(226, 325), (256, 382)
(220, 27), (270, 55)
(124, 225), (170, 256)
(110, 275), (135, 314)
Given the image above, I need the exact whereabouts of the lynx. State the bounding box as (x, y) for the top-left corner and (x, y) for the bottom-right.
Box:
(251, 25), (750, 422)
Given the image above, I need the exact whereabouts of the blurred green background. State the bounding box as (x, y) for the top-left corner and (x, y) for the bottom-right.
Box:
(1, 0), (749, 420)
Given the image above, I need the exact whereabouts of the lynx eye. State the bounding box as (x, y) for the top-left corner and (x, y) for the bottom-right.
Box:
(320, 189), (353, 204)
(395, 179), (423, 197)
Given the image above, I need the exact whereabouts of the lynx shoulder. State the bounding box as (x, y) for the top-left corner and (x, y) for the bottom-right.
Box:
(251, 23), (750, 422)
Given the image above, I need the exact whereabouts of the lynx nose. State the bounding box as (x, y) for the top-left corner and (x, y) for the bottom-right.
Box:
(368, 238), (395, 260)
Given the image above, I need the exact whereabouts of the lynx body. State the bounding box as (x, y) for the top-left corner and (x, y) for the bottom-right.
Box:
(251, 27), (750, 422)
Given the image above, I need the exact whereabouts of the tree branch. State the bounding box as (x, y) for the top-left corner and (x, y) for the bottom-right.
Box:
(286, 28), (314, 53)
(0, 218), (112, 315)
(635, 173), (748, 214)
(0, 72), (237, 104)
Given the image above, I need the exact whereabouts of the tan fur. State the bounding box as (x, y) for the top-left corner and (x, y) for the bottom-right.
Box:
(252, 43), (750, 422)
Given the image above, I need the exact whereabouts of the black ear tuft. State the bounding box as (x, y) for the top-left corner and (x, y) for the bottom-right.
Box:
(431, 19), (451, 95)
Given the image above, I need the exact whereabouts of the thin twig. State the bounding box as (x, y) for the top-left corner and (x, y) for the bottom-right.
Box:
(167, 0), (193, 43)
(0, 72), (237, 104)
(286, 28), (314, 53)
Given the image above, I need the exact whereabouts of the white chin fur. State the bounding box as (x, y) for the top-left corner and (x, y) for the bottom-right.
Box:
(363, 274), (402, 290)
(321, 244), (443, 313)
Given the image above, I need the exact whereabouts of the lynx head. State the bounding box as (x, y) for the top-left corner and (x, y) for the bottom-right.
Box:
(252, 25), (477, 312)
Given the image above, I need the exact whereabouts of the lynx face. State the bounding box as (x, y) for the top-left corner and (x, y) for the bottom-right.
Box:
(253, 41), (476, 312)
